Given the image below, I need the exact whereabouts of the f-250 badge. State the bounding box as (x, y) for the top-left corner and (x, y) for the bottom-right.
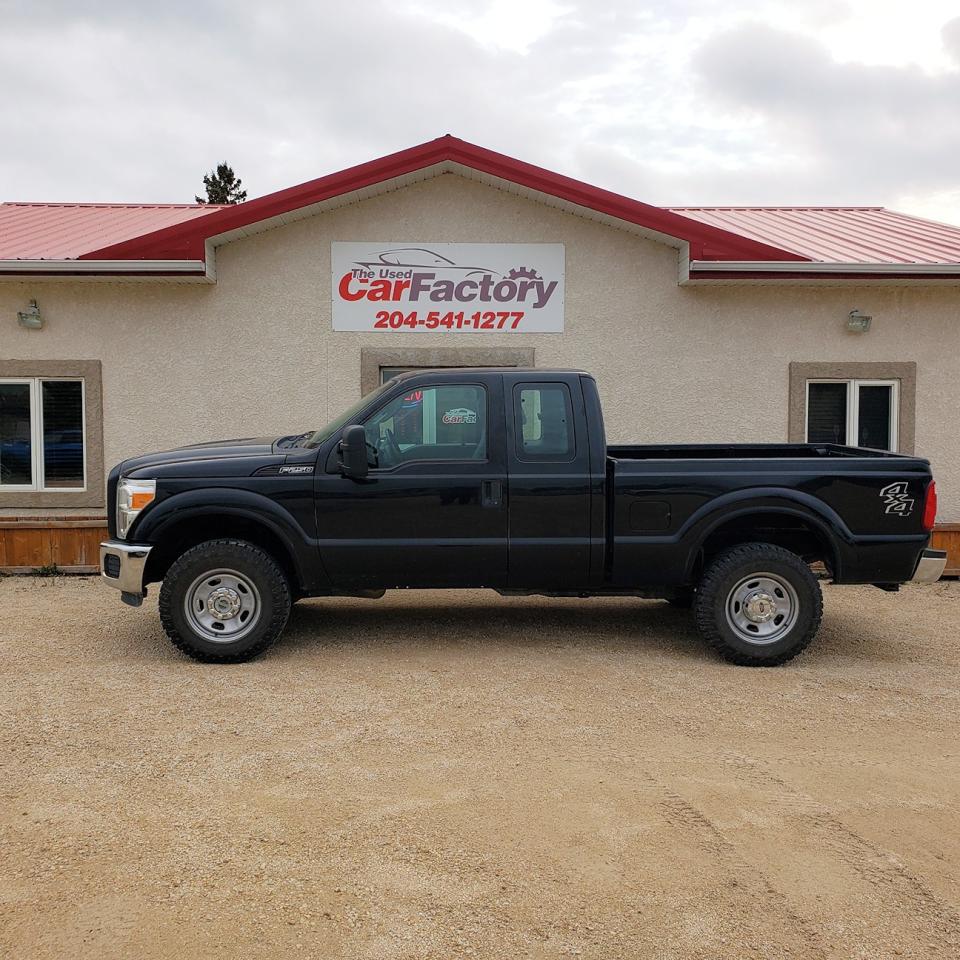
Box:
(880, 481), (914, 516)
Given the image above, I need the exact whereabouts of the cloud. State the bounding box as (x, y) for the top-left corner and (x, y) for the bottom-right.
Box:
(0, 1), (579, 201)
(944, 16), (960, 62)
(690, 23), (960, 204)
(1, 1), (959, 224)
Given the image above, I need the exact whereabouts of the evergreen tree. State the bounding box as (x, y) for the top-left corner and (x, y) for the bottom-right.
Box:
(196, 163), (247, 204)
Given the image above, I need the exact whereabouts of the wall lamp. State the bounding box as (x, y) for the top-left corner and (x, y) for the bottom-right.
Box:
(17, 299), (43, 329)
(847, 309), (872, 333)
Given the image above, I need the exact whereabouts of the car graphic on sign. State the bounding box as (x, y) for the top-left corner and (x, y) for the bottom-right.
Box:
(441, 408), (478, 425)
(352, 247), (500, 277)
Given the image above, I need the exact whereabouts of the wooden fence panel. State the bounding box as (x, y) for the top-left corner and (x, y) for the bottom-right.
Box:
(931, 525), (960, 576)
(0, 519), (108, 573)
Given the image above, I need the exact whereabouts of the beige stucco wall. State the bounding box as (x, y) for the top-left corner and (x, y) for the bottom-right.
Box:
(2, 172), (959, 518)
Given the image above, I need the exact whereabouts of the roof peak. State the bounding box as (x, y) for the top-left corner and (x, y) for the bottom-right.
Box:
(77, 134), (804, 265)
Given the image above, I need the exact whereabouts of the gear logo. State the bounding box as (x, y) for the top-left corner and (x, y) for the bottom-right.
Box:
(879, 481), (915, 517)
(506, 266), (542, 280)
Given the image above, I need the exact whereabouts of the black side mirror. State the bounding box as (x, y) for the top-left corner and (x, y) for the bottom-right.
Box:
(339, 425), (369, 480)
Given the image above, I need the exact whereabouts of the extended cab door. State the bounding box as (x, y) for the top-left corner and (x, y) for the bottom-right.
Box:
(504, 373), (594, 589)
(314, 373), (508, 590)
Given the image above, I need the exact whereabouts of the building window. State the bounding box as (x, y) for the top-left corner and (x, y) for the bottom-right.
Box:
(380, 366), (414, 384)
(0, 378), (86, 490)
(806, 379), (898, 451)
(788, 362), (915, 455)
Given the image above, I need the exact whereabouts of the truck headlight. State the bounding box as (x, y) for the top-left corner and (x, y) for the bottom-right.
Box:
(117, 478), (156, 540)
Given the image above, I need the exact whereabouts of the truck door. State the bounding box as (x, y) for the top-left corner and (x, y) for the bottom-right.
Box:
(505, 375), (593, 589)
(315, 373), (508, 590)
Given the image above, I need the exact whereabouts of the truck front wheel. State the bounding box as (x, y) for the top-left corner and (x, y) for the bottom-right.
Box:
(158, 539), (292, 663)
(694, 542), (822, 666)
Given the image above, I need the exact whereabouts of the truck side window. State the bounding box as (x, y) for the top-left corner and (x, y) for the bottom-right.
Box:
(515, 383), (574, 461)
(363, 384), (487, 467)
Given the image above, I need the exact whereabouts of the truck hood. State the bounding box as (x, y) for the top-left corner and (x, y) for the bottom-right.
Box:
(120, 436), (297, 478)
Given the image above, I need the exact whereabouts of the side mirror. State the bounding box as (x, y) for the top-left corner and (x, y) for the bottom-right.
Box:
(339, 425), (369, 480)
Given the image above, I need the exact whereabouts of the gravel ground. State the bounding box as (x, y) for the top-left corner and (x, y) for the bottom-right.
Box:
(1, 575), (959, 960)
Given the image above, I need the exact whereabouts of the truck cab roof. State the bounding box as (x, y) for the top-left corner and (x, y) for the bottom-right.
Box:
(386, 367), (592, 381)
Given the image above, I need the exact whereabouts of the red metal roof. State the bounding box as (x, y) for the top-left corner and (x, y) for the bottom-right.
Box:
(0, 202), (225, 259)
(78, 136), (804, 265)
(668, 207), (960, 265)
(2, 139), (960, 277)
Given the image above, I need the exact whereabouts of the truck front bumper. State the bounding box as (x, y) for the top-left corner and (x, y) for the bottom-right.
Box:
(911, 548), (947, 583)
(100, 540), (153, 606)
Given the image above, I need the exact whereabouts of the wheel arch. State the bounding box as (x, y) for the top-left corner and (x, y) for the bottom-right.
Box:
(135, 491), (329, 594)
(682, 493), (846, 583)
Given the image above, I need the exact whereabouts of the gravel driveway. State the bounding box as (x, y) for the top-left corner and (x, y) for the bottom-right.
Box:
(2, 576), (959, 959)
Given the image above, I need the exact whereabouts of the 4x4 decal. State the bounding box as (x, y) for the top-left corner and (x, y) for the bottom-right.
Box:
(880, 481), (915, 517)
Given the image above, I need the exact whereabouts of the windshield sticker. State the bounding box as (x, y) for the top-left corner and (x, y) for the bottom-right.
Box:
(442, 408), (477, 425)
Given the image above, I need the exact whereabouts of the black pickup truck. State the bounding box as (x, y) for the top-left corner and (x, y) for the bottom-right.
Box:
(101, 368), (944, 666)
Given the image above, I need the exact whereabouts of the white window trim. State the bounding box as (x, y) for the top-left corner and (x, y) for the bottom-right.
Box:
(805, 378), (899, 451)
(0, 376), (87, 493)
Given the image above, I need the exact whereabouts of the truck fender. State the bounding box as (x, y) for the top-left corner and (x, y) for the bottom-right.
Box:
(677, 487), (850, 581)
(132, 487), (332, 593)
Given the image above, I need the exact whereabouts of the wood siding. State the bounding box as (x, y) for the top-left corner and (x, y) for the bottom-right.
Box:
(2, 519), (959, 577)
(931, 525), (960, 576)
(0, 518), (107, 573)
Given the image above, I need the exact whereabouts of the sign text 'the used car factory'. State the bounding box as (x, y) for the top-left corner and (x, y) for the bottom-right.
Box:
(331, 243), (565, 332)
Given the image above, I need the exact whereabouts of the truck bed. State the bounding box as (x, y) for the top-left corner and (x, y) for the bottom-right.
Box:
(604, 442), (933, 587)
(607, 442), (908, 461)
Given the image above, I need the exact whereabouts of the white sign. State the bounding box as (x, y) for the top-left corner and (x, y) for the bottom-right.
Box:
(331, 242), (564, 332)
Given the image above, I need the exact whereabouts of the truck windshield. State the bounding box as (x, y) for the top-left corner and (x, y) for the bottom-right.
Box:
(301, 381), (395, 448)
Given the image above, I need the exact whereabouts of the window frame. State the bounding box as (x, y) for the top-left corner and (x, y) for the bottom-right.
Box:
(804, 377), (899, 451)
(513, 381), (577, 463)
(362, 381), (490, 472)
(0, 376), (88, 493)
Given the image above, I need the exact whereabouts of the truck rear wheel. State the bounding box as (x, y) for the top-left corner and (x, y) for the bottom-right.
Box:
(158, 539), (291, 663)
(694, 542), (822, 666)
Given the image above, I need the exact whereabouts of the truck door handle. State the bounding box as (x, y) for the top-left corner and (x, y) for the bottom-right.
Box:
(481, 480), (503, 507)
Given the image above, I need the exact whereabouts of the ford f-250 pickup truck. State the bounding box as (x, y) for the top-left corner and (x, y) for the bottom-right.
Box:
(100, 368), (945, 666)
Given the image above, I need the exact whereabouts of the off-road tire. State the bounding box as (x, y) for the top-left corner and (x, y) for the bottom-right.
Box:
(694, 542), (822, 666)
(158, 539), (291, 663)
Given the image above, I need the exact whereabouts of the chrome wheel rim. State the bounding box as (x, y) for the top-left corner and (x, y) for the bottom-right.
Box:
(184, 568), (261, 643)
(725, 572), (798, 645)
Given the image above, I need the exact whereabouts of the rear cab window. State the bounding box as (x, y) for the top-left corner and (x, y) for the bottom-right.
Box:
(514, 383), (575, 461)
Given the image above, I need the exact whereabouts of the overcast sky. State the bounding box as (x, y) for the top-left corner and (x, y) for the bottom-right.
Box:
(3, 0), (960, 222)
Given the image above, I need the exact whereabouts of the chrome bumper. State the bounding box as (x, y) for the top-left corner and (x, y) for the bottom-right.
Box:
(911, 548), (947, 583)
(100, 540), (153, 603)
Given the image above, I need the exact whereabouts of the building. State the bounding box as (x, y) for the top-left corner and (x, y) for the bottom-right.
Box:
(1, 135), (958, 572)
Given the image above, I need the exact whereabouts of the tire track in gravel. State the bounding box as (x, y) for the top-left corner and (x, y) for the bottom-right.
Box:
(716, 753), (960, 953)
(649, 776), (831, 960)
